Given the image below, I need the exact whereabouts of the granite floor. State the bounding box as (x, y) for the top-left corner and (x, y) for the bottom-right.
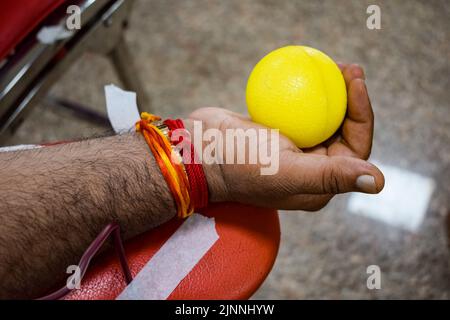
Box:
(3, 0), (450, 299)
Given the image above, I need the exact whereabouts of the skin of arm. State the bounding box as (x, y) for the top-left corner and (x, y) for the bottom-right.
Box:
(0, 64), (384, 299)
(0, 133), (179, 298)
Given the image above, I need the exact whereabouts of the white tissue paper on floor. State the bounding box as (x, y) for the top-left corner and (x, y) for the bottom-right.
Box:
(117, 214), (219, 300)
(348, 162), (435, 232)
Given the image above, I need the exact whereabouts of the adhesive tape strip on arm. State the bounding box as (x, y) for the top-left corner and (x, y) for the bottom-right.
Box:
(116, 214), (219, 300)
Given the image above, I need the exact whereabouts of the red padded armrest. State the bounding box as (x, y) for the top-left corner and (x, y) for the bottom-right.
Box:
(0, 0), (65, 61)
(64, 203), (280, 300)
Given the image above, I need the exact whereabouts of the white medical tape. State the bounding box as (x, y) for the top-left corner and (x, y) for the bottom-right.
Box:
(0, 144), (41, 152)
(117, 214), (219, 300)
(104, 84), (141, 134)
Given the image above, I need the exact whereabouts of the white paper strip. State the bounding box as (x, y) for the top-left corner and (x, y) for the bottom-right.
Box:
(37, 25), (73, 44)
(104, 84), (141, 134)
(117, 214), (219, 300)
(0, 144), (41, 153)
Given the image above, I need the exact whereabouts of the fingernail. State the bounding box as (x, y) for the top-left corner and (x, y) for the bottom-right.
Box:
(356, 175), (377, 193)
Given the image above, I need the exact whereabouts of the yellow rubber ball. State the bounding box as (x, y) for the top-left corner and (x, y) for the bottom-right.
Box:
(246, 45), (347, 148)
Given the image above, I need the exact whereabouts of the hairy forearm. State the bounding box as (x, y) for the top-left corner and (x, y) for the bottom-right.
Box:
(0, 133), (178, 299)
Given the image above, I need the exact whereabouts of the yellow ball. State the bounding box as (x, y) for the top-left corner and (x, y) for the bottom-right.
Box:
(246, 46), (347, 148)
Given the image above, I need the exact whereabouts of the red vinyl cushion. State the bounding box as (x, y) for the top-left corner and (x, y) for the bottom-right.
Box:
(0, 0), (65, 61)
(65, 202), (280, 300)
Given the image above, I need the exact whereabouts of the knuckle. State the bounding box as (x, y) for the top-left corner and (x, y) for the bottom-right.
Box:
(189, 107), (223, 120)
(323, 165), (344, 194)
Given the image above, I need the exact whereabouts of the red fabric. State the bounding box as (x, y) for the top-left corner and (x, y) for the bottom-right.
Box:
(164, 118), (209, 210)
(64, 203), (280, 300)
(0, 0), (65, 61)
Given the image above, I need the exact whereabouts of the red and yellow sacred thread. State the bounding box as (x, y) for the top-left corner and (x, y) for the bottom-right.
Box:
(136, 112), (193, 218)
(164, 118), (209, 210)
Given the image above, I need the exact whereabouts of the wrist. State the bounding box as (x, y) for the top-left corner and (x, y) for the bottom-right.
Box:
(92, 133), (176, 232)
(183, 118), (229, 203)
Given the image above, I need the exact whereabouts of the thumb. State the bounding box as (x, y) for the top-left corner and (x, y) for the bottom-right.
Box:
(285, 153), (385, 195)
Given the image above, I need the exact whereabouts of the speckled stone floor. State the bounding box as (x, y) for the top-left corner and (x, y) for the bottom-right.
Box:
(3, 0), (449, 299)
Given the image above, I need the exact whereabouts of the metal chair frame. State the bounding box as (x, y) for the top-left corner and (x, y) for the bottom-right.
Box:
(0, 0), (149, 144)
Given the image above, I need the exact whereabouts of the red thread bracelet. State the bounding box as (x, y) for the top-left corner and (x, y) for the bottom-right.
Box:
(164, 119), (209, 210)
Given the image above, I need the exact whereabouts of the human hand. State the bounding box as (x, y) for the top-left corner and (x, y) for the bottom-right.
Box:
(187, 64), (384, 211)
